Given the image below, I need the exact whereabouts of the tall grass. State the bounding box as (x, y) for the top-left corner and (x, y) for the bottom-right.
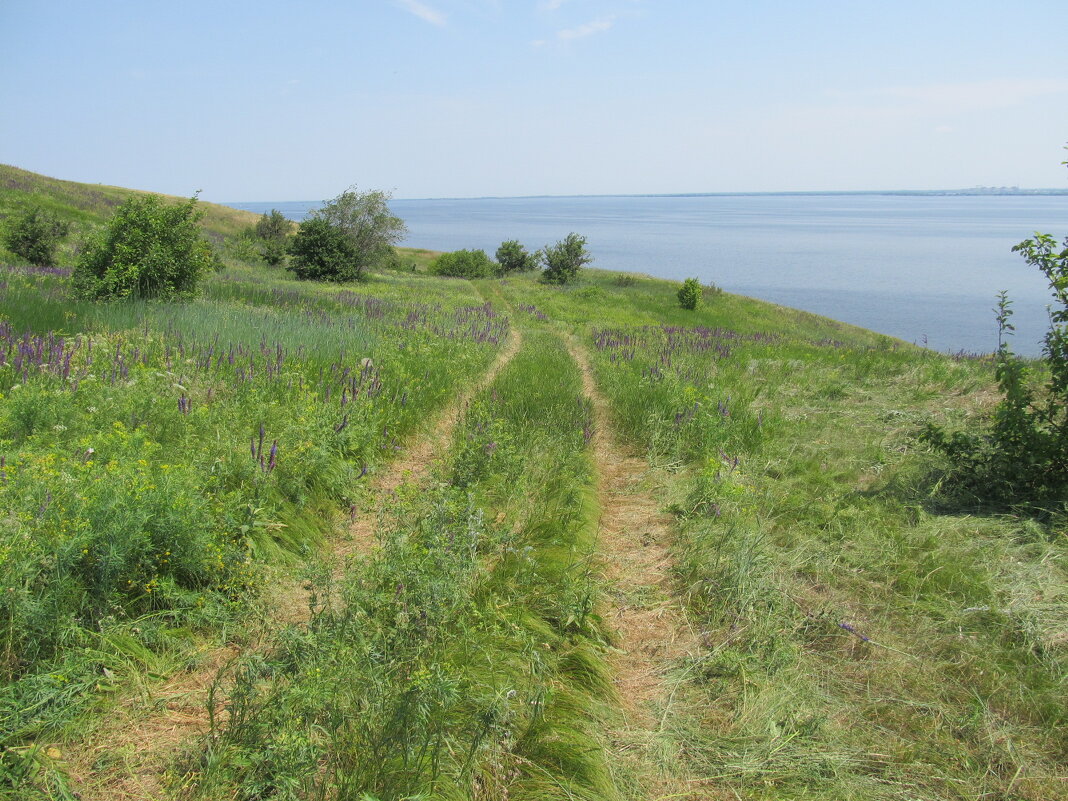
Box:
(0, 267), (503, 796)
(186, 329), (619, 801)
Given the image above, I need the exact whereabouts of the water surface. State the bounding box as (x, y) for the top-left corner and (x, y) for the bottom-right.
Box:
(229, 194), (1068, 356)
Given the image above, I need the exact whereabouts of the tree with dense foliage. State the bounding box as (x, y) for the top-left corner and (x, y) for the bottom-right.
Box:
(253, 209), (292, 266)
(678, 277), (702, 310)
(431, 248), (497, 278)
(923, 152), (1068, 510)
(495, 240), (540, 274)
(71, 194), (218, 300)
(288, 187), (406, 282)
(541, 233), (591, 284)
(288, 218), (360, 281)
(2, 207), (70, 266)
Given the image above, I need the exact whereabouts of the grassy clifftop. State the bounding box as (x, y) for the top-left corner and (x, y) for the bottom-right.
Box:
(0, 163), (261, 243)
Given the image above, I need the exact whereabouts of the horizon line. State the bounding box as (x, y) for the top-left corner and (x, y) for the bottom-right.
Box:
(225, 187), (1068, 205)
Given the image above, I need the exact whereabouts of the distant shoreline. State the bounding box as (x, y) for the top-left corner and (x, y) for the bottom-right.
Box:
(227, 188), (1068, 206)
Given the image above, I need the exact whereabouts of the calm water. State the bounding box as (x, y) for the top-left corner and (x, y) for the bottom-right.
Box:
(228, 194), (1068, 356)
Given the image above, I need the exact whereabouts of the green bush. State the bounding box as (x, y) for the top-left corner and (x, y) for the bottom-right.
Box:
(253, 209), (292, 267)
(541, 233), (591, 285)
(288, 218), (360, 281)
(71, 194), (218, 300)
(495, 240), (540, 273)
(923, 237), (1068, 510)
(289, 187), (405, 281)
(430, 248), (496, 278)
(2, 207), (70, 267)
(678, 277), (702, 310)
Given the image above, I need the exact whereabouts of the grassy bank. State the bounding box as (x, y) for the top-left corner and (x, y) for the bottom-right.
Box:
(497, 271), (1066, 800)
(0, 169), (1064, 800)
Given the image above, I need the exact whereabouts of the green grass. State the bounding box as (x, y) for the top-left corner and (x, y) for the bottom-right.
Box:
(500, 270), (1067, 800)
(0, 163), (438, 271)
(0, 265), (503, 798)
(0, 168), (1065, 800)
(185, 328), (618, 801)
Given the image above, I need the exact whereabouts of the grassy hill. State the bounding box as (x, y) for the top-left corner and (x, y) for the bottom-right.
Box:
(0, 164), (441, 270)
(0, 163), (261, 243)
(0, 171), (1064, 801)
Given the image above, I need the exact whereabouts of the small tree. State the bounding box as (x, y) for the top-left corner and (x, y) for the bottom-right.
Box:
(288, 218), (359, 282)
(289, 187), (406, 281)
(922, 179), (1068, 509)
(542, 233), (591, 284)
(431, 249), (496, 278)
(2, 207), (70, 266)
(253, 209), (292, 266)
(72, 194), (218, 300)
(496, 240), (540, 274)
(678, 277), (702, 310)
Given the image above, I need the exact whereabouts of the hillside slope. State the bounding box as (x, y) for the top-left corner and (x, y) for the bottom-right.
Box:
(0, 163), (260, 243)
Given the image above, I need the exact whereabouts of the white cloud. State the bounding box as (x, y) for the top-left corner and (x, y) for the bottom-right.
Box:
(394, 0), (447, 26)
(557, 15), (615, 40)
(540, 0), (569, 10)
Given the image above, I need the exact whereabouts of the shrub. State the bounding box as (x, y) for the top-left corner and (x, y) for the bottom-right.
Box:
(923, 239), (1068, 510)
(541, 233), (591, 285)
(495, 240), (541, 274)
(253, 209), (292, 267)
(288, 187), (406, 281)
(71, 194), (218, 300)
(431, 248), (497, 278)
(678, 277), (702, 310)
(2, 207), (70, 266)
(288, 218), (360, 281)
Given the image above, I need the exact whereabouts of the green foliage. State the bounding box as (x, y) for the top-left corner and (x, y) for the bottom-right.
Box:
(252, 209), (292, 267)
(1, 207), (70, 267)
(677, 277), (702, 310)
(541, 233), (591, 284)
(495, 240), (541, 274)
(923, 233), (1068, 510)
(288, 218), (359, 281)
(289, 187), (406, 282)
(71, 194), (218, 301)
(430, 248), (496, 278)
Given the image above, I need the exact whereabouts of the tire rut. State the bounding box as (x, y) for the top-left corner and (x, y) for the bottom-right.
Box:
(65, 316), (523, 801)
(565, 335), (716, 801)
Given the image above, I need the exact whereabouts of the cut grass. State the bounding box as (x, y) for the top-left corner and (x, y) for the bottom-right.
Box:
(494, 270), (1067, 800)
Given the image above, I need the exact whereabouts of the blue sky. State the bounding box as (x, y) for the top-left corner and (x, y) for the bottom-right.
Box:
(2, 0), (1067, 200)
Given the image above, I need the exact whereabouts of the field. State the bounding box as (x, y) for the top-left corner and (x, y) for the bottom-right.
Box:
(0, 171), (1065, 801)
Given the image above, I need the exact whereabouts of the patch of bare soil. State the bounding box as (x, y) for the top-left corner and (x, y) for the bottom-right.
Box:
(63, 326), (523, 801)
(567, 337), (721, 801)
(61, 646), (237, 801)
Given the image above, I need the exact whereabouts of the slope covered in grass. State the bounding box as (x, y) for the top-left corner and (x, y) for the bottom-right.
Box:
(496, 270), (1066, 800)
(0, 164), (260, 246)
(0, 169), (1064, 801)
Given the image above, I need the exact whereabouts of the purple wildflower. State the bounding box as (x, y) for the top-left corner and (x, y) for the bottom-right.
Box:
(839, 622), (871, 642)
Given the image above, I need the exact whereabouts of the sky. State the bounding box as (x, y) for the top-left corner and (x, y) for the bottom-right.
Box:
(2, 0), (1068, 201)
